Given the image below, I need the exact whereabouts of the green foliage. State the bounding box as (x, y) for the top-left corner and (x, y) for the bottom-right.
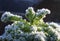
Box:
(0, 7), (60, 41)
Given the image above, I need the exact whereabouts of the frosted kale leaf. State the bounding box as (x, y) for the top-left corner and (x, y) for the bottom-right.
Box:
(1, 12), (22, 22)
(25, 7), (35, 24)
(0, 7), (60, 41)
(36, 8), (50, 19)
(34, 31), (47, 41)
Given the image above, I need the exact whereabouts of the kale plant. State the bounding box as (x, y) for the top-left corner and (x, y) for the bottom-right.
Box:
(0, 7), (60, 41)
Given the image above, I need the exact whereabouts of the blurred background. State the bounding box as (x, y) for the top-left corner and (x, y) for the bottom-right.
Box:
(0, 0), (60, 35)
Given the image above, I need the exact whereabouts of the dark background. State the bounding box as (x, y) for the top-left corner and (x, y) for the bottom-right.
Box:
(0, 0), (60, 35)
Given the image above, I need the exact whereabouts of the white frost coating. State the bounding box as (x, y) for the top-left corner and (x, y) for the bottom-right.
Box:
(36, 8), (51, 16)
(48, 22), (60, 32)
(49, 22), (60, 28)
(26, 7), (35, 14)
(55, 31), (60, 40)
(34, 31), (46, 41)
(1, 12), (22, 22)
(1, 12), (11, 22)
